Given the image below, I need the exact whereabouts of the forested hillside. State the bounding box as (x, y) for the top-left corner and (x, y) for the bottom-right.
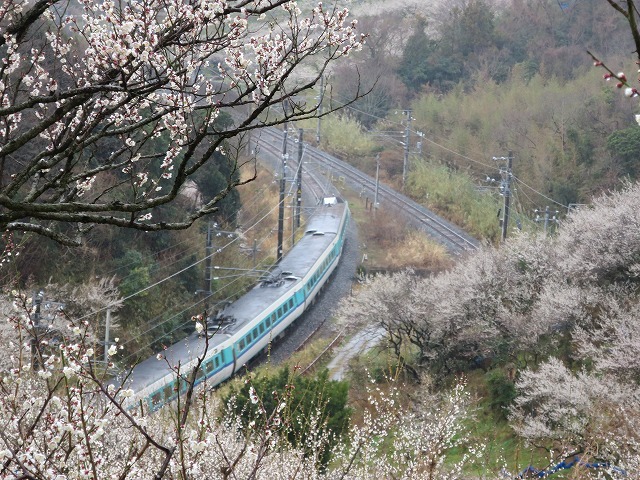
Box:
(322, 0), (640, 241)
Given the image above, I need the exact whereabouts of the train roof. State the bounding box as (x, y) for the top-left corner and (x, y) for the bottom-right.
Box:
(119, 200), (346, 393)
(213, 202), (346, 334)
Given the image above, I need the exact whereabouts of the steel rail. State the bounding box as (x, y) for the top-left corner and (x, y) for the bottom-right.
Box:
(255, 127), (480, 256)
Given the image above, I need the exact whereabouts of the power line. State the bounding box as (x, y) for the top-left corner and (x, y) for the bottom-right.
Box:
(321, 85), (578, 211)
(322, 89), (501, 173)
(72, 198), (285, 324)
(117, 214), (285, 353)
(325, 89), (498, 164)
(511, 174), (569, 210)
(103, 182), (276, 282)
(118, 269), (256, 361)
(120, 193), (309, 355)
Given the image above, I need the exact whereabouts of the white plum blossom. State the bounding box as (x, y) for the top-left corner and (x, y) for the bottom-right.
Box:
(0, 0), (365, 246)
(120, 388), (135, 398)
(249, 386), (259, 404)
(0, 294), (483, 479)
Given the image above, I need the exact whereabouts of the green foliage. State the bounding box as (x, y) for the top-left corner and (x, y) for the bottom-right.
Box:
(485, 369), (517, 419)
(410, 68), (635, 213)
(397, 20), (462, 93)
(191, 151), (241, 224)
(116, 250), (152, 298)
(441, 0), (500, 59)
(320, 114), (378, 159)
(607, 126), (640, 178)
(224, 367), (351, 466)
(397, 1), (501, 93)
(408, 159), (501, 241)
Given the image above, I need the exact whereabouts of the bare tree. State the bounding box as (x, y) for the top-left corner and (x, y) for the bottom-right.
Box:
(0, 0), (364, 245)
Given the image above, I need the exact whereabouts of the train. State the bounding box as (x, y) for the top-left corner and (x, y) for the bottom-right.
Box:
(118, 196), (350, 412)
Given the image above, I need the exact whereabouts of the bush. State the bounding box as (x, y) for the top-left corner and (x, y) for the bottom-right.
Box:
(320, 114), (378, 159)
(485, 369), (517, 419)
(223, 367), (351, 467)
(408, 158), (501, 241)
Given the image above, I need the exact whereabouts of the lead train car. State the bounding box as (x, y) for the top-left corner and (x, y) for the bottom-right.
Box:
(119, 197), (350, 412)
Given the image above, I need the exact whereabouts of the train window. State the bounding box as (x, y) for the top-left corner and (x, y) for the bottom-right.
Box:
(239, 339), (245, 350)
(245, 334), (251, 346)
(252, 328), (258, 340)
(277, 307), (282, 318)
(288, 298), (294, 309)
(283, 302), (288, 313)
(214, 355), (220, 368)
(151, 391), (162, 406)
(205, 360), (213, 373)
(163, 384), (172, 399)
(196, 368), (205, 382)
(271, 312), (276, 323)
(265, 317), (271, 328)
(259, 323), (265, 334)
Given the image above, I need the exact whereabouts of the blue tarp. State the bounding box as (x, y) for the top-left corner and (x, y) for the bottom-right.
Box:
(516, 456), (627, 478)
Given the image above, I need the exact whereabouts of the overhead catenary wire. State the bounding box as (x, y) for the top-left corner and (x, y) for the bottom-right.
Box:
(72, 195), (287, 325)
(118, 270), (257, 363)
(324, 89), (574, 213)
(323, 90), (499, 171)
(74, 155), (316, 357)
(119, 158), (324, 355)
(511, 174), (569, 210)
(106, 182), (278, 285)
(116, 218), (284, 353)
(510, 182), (539, 232)
(101, 237), (195, 277)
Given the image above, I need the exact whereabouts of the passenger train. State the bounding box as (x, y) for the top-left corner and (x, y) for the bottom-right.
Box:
(119, 196), (350, 412)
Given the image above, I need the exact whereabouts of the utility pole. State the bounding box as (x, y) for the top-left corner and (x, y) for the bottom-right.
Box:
(496, 152), (513, 242)
(295, 128), (303, 229)
(374, 153), (380, 210)
(203, 220), (213, 312)
(277, 127), (288, 262)
(30, 289), (44, 370)
(402, 109), (412, 190)
(316, 76), (324, 146)
(104, 307), (112, 364)
(252, 239), (257, 267)
(535, 206), (559, 236)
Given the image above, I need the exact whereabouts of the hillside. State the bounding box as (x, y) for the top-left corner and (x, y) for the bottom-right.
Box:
(315, 0), (637, 243)
(3, 0), (640, 478)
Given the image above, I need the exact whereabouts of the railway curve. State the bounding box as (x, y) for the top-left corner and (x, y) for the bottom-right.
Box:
(251, 126), (480, 256)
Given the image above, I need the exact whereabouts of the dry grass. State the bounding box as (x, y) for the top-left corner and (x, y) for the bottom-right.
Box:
(342, 190), (452, 272)
(384, 230), (454, 271)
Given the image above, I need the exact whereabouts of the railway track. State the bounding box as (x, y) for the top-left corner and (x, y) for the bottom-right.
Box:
(252, 126), (480, 256)
(250, 127), (338, 208)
